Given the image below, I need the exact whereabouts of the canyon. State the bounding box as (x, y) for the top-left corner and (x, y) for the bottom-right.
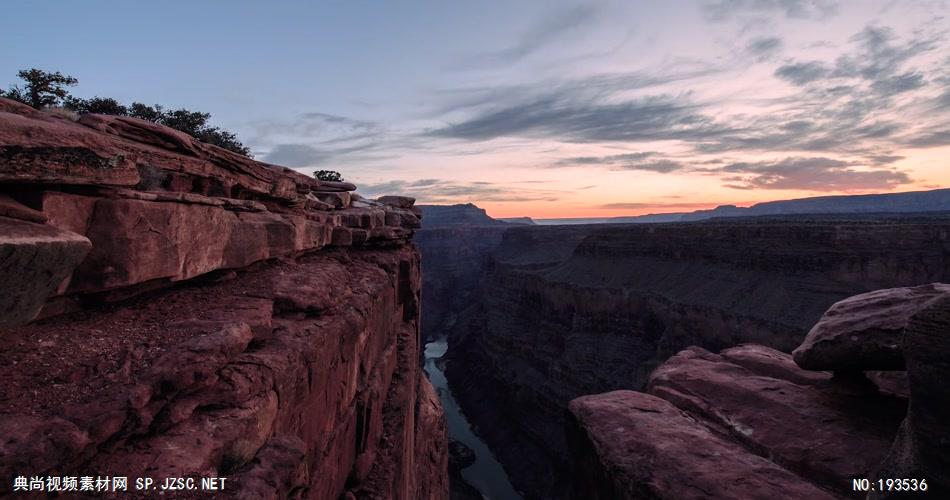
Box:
(416, 206), (950, 499)
(3, 89), (948, 500)
(0, 97), (448, 499)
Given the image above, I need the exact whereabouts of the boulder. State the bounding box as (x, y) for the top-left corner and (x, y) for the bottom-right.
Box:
(312, 191), (351, 209)
(377, 195), (416, 209)
(0, 217), (91, 328)
(872, 295), (950, 498)
(312, 180), (357, 192)
(567, 390), (836, 500)
(793, 284), (950, 371)
(647, 346), (905, 494)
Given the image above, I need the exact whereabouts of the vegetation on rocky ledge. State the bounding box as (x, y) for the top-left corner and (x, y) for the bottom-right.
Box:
(2, 68), (251, 157)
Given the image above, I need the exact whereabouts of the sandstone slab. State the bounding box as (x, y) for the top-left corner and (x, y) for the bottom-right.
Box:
(647, 346), (905, 494)
(378, 195), (416, 209)
(793, 283), (950, 371)
(568, 390), (836, 500)
(0, 216), (91, 327)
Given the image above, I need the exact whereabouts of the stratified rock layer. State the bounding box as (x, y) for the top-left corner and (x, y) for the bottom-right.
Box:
(872, 295), (950, 498)
(0, 97), (446, 499)
(793, 283), (950, 371)
(444, 217), (950, 498)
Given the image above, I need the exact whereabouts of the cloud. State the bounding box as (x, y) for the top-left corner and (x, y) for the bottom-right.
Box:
(251, 112), (397, 168)
(428, 21), (950, 169)
(464, 4), (599, 67)
(905, 129), (950, 148)
(774, 61), (829, 85)
(357, 178), (566, 204)
(746, 36), (784, 61)
(264, 144), (332, 167)
(720, 156), (911, 191)
(429, 92), (720, 143)
(599, 202), (721, 210)
(703, 0), (838, 21)
(556, 152), (686, 173)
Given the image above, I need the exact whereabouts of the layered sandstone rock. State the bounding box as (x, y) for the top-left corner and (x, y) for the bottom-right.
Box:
(568, 287), (950, 499)
(873, 295), (950, 498)
(0, 97), (447, 499)
(793, 283), (950, 371)
(568, 390), (837, 500)
(442, 217), (950, 498)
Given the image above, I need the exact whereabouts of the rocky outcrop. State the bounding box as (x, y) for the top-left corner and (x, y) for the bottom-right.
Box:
(442, 217), (950, 498)
(0, 97), (446, 499)
(567, 390), (837, 500)
(793, 283), (950, 371)
(873, 294), (950, 498)
(568, 286), (950, 499)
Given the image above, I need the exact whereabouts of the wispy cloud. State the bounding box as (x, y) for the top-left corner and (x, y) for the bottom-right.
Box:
(599, 201), (721, 210)
(556, 152), (687, 173)
(357, 178), (567, 204)
(461, 4), (600, 68)
(746, 36), (785, 61)
(250, 112), (393, 167)
(703, 0), (839, 22)
(721, 156), (911, 191)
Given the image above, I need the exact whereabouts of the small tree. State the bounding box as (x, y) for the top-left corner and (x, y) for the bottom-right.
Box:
(314, 170), (344, 182)
(128, 102), (165, 122)
(2, 69), (78, 108)
(3, 68), (253, 157)
(64, 96), (129, 115)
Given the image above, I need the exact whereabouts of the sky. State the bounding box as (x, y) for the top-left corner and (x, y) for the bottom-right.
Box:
(2, 0), (949, 218)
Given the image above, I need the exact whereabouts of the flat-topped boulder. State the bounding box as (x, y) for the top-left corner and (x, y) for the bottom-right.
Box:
(377, 195), (416, 209)
(793, 283), (950, 371)
(567, 390), (837, 500)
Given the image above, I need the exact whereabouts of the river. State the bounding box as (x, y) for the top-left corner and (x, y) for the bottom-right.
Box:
(423, 339), (522, 500)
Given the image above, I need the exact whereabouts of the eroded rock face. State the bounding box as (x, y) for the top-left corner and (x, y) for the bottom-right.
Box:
(872, 295), (950, 498)
(569, 289), (950, 500)
(0, 216), (91, 327)
(0, 243), (445, 500)
(0, 98), (447, 499)
(647, 346), (904, 495)
(567, 390), (837, 500)
(793, 283), (950, 371)
(0, 97), (421, 326)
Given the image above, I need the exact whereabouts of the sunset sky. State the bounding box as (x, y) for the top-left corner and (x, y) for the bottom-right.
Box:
(2, 0), (949, 218)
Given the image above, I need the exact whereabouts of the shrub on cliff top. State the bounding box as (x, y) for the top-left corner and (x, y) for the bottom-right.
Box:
(314, 170), (345, 182)
(2, 68), (252, 158)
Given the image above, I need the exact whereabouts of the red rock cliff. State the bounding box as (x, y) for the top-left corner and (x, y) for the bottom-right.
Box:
(0, 97), (448, 499)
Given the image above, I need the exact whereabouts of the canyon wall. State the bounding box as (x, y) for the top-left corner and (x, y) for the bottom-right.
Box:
(415, 206), (511, 343)
(0, 97), (448, 499)
(442, 216), (950, 499)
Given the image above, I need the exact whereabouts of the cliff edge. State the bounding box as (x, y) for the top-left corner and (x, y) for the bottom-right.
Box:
(0, 97), (448, 499)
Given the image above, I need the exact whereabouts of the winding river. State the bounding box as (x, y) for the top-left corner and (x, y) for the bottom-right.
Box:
(423, 339), (522, 500)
